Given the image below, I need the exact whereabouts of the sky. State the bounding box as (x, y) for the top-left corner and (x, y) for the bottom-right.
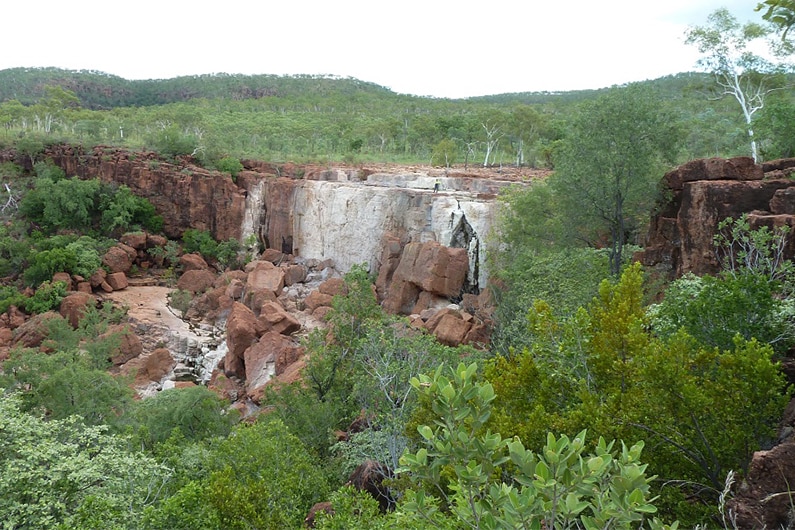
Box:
(2, 0), (764, 99)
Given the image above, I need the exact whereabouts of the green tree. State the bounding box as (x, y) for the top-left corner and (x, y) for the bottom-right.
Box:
(0, 392), (170, 529)
(127, 386), (238, 450)
(204, 417), (331, 529)
(551, 85), (680, 276)
(485, 264), (789, 523)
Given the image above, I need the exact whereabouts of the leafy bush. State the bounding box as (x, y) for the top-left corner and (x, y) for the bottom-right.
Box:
(127, 386), (238, 450)
(148, 125), (199, 159)
(204, 418), (332, 529)
(399, 362), (676, 530)
(484, 264), (790, 524)
(23, 248), (77, 286)
(0, 392), (170, 529)
(21, 279), (68, 313)
(648, 271), (795, 354)
(215, 156), (244, 181)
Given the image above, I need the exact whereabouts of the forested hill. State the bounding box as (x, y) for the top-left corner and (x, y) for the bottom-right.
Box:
(0, 67), (401, 109)
(0, 67), (715, 109)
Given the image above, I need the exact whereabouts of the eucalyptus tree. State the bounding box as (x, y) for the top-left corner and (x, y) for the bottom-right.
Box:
(686, 8), (788, 162)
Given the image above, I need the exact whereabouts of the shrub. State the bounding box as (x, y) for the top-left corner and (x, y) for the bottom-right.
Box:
(215, 156), (244, 181)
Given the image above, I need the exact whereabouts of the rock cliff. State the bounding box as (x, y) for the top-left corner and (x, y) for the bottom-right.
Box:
(638, 156), (795, 278)
(18, 146), (518, 295)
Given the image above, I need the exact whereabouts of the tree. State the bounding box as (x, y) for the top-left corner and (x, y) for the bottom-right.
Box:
(551, 85), (680, 276)
(685, 8), (786, 162)
(0, 392), (170, 529)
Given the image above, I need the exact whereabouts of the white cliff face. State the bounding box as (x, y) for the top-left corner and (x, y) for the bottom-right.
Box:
(241, 179), (265, 248)
(287, 173), (507, 291)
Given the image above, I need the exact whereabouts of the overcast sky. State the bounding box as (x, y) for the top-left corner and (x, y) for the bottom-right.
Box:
(2, 1), (763, 99)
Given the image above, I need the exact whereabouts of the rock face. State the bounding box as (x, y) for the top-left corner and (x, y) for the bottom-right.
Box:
(638, 157), (795, 277)
(36, 145), (248, 241)
(729, 439), (795, 529)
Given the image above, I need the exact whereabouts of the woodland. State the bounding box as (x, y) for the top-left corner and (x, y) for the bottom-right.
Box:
(2, 4), (795, 529)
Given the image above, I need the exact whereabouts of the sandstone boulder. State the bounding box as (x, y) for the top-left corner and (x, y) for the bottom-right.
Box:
(89, 268), (107, 288)
(259, 301), (301, 335)
(224, 302), (266, 378)
(106, 272), (128, 291)
(120, 232), (148, 250)
(102, 244), (134, 273)
(244, 331), (302, 402)
(319, 277), (347, 297)
(59, 291), (95, 329)
(246, 260), (285, 295)
(12, 311), (65, 350)
(143, 347), (175, 382)
(179, 253), (209, 272)
(346, 460), (395, 513)
(431, 313), (472, 347)
(260, 248), (286, 264)
(305, 290), (333, 312)
(177, 269), (217, 293)
(729, 440), (795, 529)
(102, 324), (143, 366)
(52, 272), (73, 291)
(282, 264), (308, 286)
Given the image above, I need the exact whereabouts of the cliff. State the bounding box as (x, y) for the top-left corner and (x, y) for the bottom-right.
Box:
(638, 156), (795, 278)
(11, 145), (521, 295)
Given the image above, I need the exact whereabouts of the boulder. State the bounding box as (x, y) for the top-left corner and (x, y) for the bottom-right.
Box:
(305, 502), (334, 529)
(120, 232), (148, 250)
(346, 460), (395, 513)
(225, 278), (245, 300)
(259, 301), (301, 335)
(102, 245), (134, 273)
(179, 253), (209, 272)
(282, 264), (308, 286)
(106, 271), (128, 291)
(246, 260), (285, 295)
(59, 291), (95, 329)
(89, 268), (107, 288)
(12, 311), (65, 350)
(319, 277), (347, 297)
(244, 331), (302, 401)
(176, 269), (217, 294)
(729, 440), (795, 529)
(260, 248), (286, 264)
(431, 313), (472, 347)
(304, 290), (334, 312)
(224, 302), (266, 378)
(102, 324), (143, 366)
(52, 272), (73, 291)
(143, 347), (175, 382)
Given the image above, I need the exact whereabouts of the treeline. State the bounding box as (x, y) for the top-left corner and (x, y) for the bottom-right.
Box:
(0, 67), (790, 167)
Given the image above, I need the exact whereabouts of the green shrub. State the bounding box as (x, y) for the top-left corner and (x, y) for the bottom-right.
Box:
(22, 280), (68, 313)
(215, 156), (244, 181)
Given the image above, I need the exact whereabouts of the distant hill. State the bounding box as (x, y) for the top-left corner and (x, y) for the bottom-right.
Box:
(0, 67), (400, 109)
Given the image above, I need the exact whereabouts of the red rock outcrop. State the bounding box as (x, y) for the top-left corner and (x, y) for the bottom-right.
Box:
(638, 157), (795, 277)
(224, 302), (266, 379)
(40, 145), (247, 241)
(728, 440), (795, 529)
(382, 241), (469, 315)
